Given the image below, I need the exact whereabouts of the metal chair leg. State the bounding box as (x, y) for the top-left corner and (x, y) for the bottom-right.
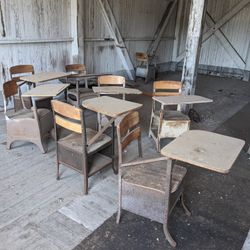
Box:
(163, 223), (177, 248)
(116, 178), (122, 224)
(181, 193), (191, 216)
(163, 159), (177, 247)
(83, 174), (88, 195)
(56, 162), (60, 180)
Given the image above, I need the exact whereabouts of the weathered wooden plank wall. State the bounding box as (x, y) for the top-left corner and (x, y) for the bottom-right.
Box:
(175, 0), (250, 78)
(79, 0), (250, 79)
(78, 0), (177, 75)
(0, 0), (249, 85)
(0, 0), (73, 88)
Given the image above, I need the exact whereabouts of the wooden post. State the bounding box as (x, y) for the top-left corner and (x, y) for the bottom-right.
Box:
(243, 42), (250, 81)
(181, 0), (207, 96)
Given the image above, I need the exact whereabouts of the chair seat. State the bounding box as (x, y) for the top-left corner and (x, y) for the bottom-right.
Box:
(8, 108), (52, 120)
(58, 128), (112, 154)
(154, 110), (190, 121)
(122, 162), (187, 193)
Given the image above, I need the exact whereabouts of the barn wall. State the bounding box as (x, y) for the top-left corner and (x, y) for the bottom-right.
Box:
(174, 0), (250, 79)
(78, 0), (177, 75)
(78, 0), (250, 80)
(0, 0), (74, 88)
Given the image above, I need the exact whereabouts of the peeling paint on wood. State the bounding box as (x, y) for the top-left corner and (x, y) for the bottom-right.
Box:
(0, 1), (6, 37)
(0, 0), (72, 89)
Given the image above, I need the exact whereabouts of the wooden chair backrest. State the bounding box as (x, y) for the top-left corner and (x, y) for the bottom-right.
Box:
(51, 100), (83, 134)
(65, 64), (86, 74)
(135, 52), (148, 62)
(98, 75), (125, 87)
(117, 111), (141, 153)
(153, 81), (182, 96)
(10, 65), (34, 82)
(3, 80), (18, 98)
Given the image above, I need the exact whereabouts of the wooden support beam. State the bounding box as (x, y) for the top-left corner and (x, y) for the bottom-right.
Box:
(202, 0), (250, 43)
(176, 0), (250, 63)
(243, 42), (250, 81)
(181, 0), (207, 96)
(147, 0), (177, 62)
(97, 0), (135, 80)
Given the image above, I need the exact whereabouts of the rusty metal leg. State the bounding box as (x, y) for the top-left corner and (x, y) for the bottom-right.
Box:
(83, 174), (88, 195)
(116, 177), (122, 224)
(163, 159), (177, 247)
(56, 162), (60, 180)
(138, 137), (142, 158)
(181, 193), (191, 216)
(111, 121), (117, 174)
(157, 138), (161, 152)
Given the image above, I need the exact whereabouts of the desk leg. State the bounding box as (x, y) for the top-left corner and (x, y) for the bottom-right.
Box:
(112, 121), (117, 174)
(65, 78), (68, 101)
(163, 159), (176, 247)
(77, 80), (80, 107)
(85, 78), (88, 89)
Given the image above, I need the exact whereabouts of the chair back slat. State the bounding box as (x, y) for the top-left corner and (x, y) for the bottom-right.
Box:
(51, 100), (81, 121)
(117, 111), (141, 151)
(98, 75), (125, 86)
(65, 64), (86, 74)
(119, 111), (140, 137)
(54, 115), (82, 134)
(153, 81), (182, 96)
(3, 80), (18, 98)
(10, 65), (34, 81)
(121, 127), (141, 151)
(136, 52), (148, 62)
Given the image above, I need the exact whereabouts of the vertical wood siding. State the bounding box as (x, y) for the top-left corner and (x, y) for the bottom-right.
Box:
(78, 0), (177, 74)
(0, 0), (72, 87)
(176, 0), (250, 70)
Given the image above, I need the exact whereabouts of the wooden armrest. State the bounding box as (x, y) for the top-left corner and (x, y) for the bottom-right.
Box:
(121, 157), (168, 167)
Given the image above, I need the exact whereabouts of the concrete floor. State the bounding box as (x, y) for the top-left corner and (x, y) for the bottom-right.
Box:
(0, 73), (250, 249)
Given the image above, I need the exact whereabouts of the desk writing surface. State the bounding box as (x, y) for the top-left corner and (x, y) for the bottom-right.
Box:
(161, 130), (245, 174)
(153, 95), (212, 105)
(22, 83), (69, 97)
(20, 72), (70, 83)
(82, 96), (142, 118)
(92, 87), (142, 95)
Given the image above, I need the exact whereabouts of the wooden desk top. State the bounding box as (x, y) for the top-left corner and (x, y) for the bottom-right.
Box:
(20, 72), (70, 83)
(153, 95), (212, 105)
(82, 96), (142, 118)
(92, 86), (142, 95)
(161, 130), (245, 174)
(22, 83), (69, 97)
